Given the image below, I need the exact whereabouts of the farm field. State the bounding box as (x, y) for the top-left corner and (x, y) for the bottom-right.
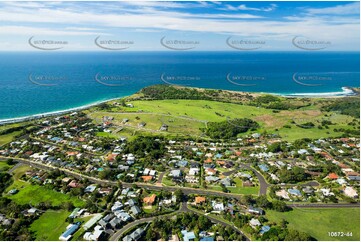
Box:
(266, 208), (360, 241)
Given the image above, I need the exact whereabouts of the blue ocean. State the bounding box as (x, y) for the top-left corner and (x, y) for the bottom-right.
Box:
(0, 51), (359, 121)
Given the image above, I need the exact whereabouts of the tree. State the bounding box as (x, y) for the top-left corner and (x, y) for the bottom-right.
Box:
(255, 195), (271, 209)
(272, 200), (289, 212)
(174, 189), (183, 202)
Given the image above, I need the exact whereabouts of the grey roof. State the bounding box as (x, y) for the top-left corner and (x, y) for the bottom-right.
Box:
(130, 206), (141, 215)
(103, 214), (114, 223)
(109, 217), (121, 228)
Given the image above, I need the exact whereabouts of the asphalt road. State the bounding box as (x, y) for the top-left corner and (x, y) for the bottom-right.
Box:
(239, 163), (270, 195)
(110, 202), (250, 241)
(5, 156), (360, 211)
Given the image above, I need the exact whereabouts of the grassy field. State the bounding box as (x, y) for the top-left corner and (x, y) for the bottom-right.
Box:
(30, 210), (70, 241)
(90, 99), (357, 141)
(266, 208), (360, 241)
(0, 160), (12, 172)
(0, 130), (22, 146)
(5, 165), (85, 207)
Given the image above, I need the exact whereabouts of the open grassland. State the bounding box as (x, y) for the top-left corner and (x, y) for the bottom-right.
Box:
(266, 208), (360, 241)
(5, 165), (85, 207)
(30, 210), (70, 241)
(89, 99), (357, 141)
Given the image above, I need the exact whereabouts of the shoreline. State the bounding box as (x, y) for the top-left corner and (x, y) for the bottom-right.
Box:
(0, 86), (358, 125)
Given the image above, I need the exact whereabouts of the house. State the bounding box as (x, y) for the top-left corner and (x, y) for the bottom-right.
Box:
(320, 188), (334, 197)
(242, 180), (253, 187)
(84, 184), (97, 193)
(220, 177), (232, 187)
(118, 165), (129, 171)
(302, 186), (314, 195)
(83, 225), (104, 241)
(248, 207), (264, 215)
(27, 208), (39, 216)
(195, 196), (206, 205)
(160, 124), (168, 131)
(343, 186), (358, 198)
(181, 230), (196, 241)
(212, 201), (224, 211)
(185, 175), (199, 183)
(98, 219), (109, 228)
(258, 164), (269, 172)
(114, 211), (131, 222)
(249, 218), (261, 228)
(130, 205), (141, 216)
(69, 208), (80, 219)
(206, 168), (217, 176)
(68, 180), (82, 188)
(170, 170), (182, 177)
(141, 176), (153, 182)
(143, 194), (157, 206)
(123, 227), (145, 241)
(103, 214), (114, 223)
(83, 214), (103, 231)
(121, 188), (130, 196)
(127, 199), (137, 207)
(260, 225), (271, 235)
(109, 217), (121, 229)
(178, 160), (188, 167)
(111, 201), (124, 212)
(205, 176), (219, 183)
(327, 173), (339, 180)
(288, 188), (302, 197)
(276, 189), (290, 200)
(59, 222), (81, 241)
(99, 187), (112, 196)
(8, 189), (18, 195)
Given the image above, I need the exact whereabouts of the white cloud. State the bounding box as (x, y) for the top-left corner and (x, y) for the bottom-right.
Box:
(306, 2), (360, 15)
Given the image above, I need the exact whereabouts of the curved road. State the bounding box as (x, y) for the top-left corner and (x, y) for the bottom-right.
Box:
(239, 163), (269, 195)
(110, 202), (250, 241)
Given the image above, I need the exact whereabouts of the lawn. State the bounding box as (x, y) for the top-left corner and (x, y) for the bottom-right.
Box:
(6, 165), (85, 207)
(266, 208), (360, 241)
(228, 177), (259, 195)
(143, 205), (157, 214)
(162, 175), (176, 186)
(30, 210), (70, 241)
(0, 130), (22, 146)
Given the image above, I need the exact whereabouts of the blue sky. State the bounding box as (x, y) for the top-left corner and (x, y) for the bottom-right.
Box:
(0, 1), (359, 51)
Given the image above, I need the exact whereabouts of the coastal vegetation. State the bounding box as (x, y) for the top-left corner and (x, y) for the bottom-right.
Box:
(203, 118), (259, 139)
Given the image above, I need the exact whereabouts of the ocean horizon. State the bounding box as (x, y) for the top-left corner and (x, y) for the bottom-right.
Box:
(0, 51), (359, 122)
